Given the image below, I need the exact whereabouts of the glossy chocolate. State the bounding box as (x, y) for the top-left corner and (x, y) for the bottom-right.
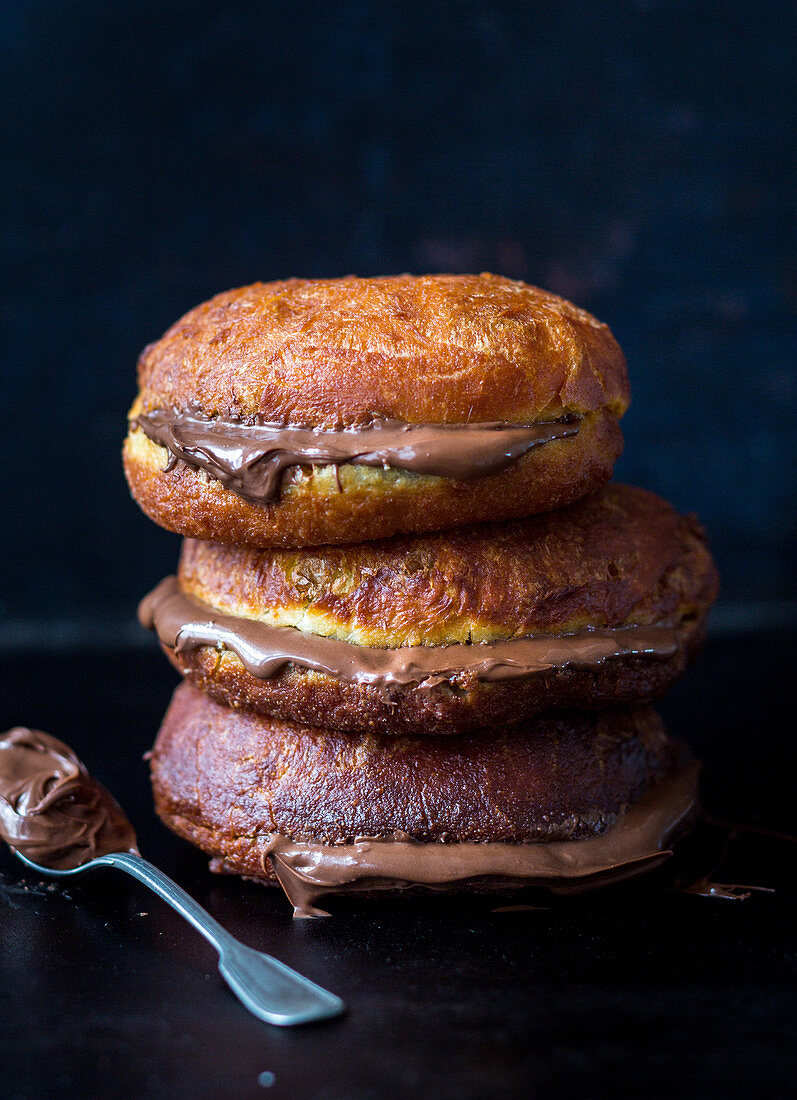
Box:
(133, 408), (581, 504)
(139, 576), (680, 692)
(0, 727), (138, 869)
(260, 762), (700, 917)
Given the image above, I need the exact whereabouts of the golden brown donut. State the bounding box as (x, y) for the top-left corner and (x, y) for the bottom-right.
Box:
(140, 484), (719, 736)
(151, 683), (698, 915)
(123, 274), (629, 547)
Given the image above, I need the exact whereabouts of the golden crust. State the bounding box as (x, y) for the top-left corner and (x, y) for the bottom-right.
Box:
(176, 484), (719, 646)
(151, 682), (681, 853)
(133, 274), (629, 425)
(124, 275), (628, 545)
(123, 406), (622, 547)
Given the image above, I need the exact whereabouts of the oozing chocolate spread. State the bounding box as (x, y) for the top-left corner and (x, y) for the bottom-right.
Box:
(133, 408), (581, 504)
(139, 576), (680, 692)
(0, 728), (138, 869)
(258, 762), (700, 917)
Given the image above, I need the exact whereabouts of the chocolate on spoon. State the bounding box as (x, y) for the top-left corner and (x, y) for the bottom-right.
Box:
(0, 727), (138, 869)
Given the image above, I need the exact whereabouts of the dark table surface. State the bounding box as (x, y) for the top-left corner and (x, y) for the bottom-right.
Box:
(1, 631), (795, 1100)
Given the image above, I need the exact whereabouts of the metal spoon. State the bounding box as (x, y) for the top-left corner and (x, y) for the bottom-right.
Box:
(0, 726), (344, 1027)
(10, 846), (344, 1025)
(10, 848), (344, 1026)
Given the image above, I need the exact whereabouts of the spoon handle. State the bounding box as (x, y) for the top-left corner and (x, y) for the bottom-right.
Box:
(101, 852), (344, 1025)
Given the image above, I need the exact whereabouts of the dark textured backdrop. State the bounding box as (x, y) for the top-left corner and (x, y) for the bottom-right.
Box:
(2, 0), (795, 631)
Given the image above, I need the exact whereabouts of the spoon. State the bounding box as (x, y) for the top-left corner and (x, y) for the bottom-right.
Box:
(0, 727), (344, 1027)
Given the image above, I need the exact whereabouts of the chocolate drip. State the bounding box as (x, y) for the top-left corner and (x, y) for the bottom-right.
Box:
(681, 879), (774, 901)
(260, 762), (700, 917)
(133, 408), (581, 504)
(673, 817), (785, 901)
(0, 728), (138, 870)
(139, 577), (680, 692)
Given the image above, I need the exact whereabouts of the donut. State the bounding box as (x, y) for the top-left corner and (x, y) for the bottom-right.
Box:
(140, 484), (718, 737)
(123, 274), (629, 547)
(150, 683), (698, 916)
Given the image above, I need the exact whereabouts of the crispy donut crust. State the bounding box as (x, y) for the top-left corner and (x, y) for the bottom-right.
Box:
(154, 485), (718, 736)
(124, 274), (628, 546)
(133, 274), (629, 424)
(177, 484), (718, 645)
(151, 684), (682, 874)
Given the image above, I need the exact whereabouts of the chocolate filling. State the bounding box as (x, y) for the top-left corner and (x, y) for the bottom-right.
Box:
(0, 728), (138, 870)
(257, 762), (700, 916)
(139, 576), (680, 692)
(133, 408), (581, 504)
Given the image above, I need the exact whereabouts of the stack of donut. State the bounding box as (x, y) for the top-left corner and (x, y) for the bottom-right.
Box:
(124, 274), (718, 917)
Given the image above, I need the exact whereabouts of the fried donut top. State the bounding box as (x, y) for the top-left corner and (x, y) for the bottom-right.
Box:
(130, 274), (629, 427)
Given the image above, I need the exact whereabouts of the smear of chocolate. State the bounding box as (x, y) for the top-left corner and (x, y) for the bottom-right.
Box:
(681, 878), (773, 901)
(139, 576), (680, 693)
(258, 763), (700, 917)
(672, 816), (788, 902)
(133, 408), (581, 504)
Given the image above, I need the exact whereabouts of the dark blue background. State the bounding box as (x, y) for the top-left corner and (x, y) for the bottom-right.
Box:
(2, 0), (794, 629)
